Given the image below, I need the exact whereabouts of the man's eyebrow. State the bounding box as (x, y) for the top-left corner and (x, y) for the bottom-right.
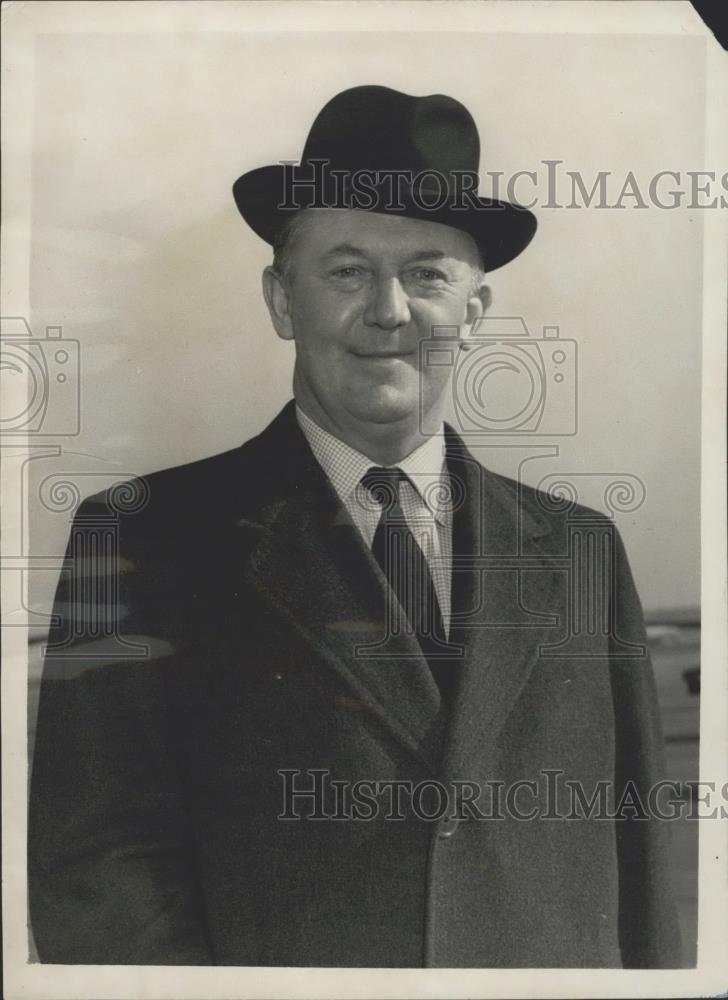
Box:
(402, 250), (450, 264)
(321, 244), (368, 259)
(321, 245), (454, 263)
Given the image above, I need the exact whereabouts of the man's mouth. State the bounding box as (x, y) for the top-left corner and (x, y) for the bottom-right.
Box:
(350, 349), (416, 359)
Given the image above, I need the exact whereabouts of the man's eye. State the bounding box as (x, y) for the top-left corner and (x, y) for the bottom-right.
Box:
(331, 266), (362, 279)
(413, 268), (446, 283)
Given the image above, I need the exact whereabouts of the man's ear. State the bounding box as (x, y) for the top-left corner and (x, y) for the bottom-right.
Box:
(262, 266), (295, 342)
(461, 282), (491, 348)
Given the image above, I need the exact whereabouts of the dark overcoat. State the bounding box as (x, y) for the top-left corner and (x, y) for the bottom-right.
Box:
(28, 401), (681, 967)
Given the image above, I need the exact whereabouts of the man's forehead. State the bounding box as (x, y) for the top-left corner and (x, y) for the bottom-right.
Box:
(290, 208), (480, 263)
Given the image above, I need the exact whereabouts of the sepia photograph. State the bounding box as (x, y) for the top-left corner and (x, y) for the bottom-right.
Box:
(1, 2), (726, 998)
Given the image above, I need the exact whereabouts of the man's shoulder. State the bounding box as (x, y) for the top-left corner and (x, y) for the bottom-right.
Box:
(76, 418), (279, 525)
(455, 438), (611, 533)
(494, 466), (609, 526)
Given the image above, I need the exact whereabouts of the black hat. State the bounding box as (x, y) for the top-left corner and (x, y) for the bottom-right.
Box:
(233, 85), (536, 272)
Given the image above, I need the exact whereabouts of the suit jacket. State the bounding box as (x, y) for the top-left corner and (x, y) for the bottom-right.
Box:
(28, 401), (682, 967)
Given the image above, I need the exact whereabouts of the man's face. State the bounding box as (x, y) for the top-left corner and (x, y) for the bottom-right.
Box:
(263, 209), (487, 438)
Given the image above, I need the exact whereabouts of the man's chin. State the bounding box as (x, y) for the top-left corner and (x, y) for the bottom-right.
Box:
(347, 393), (419, 426)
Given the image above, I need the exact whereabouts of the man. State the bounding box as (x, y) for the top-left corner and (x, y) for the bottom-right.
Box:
(29, 86), (681, 968)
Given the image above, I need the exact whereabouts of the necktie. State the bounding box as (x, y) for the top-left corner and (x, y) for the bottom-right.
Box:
(361, 466), (455, 704)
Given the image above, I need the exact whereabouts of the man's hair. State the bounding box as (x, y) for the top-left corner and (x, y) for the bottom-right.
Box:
(271, 212), (309, 286)
(272, 210), (486, 293)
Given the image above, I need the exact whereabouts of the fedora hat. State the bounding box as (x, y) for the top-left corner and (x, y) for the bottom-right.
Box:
(233, 85), (536, 272)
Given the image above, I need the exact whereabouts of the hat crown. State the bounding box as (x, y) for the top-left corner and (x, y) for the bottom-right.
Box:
(301, 86), (480, 177)
(232, 84), (537, 272)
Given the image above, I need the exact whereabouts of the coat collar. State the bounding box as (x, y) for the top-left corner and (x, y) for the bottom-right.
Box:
(296, 403), (450, 528)
(230, 402), (560, 777)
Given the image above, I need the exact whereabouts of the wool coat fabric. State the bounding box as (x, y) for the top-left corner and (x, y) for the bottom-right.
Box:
(28, 401), (682, 967)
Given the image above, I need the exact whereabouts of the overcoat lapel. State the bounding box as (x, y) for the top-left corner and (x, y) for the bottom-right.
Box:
(234, 404), (444, 770)
(441, 433), (562, 783)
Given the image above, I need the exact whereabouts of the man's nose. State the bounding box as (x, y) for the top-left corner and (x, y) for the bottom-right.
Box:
(363, 277), (411, 329)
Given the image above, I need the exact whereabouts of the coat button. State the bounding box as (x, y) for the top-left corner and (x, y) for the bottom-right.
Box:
(437, 817), (459, 839)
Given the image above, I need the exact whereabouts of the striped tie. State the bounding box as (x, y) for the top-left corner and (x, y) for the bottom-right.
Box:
(361, 466), (455, 704)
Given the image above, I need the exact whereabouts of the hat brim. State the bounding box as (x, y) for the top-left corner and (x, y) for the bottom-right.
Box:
(233, 165), (536, 273)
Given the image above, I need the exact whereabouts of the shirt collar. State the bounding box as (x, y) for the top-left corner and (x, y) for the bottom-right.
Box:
(295, 404), (449, 525)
